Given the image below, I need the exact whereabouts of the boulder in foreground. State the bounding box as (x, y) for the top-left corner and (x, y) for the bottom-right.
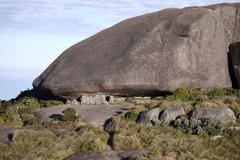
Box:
(190, 107), (236, 123)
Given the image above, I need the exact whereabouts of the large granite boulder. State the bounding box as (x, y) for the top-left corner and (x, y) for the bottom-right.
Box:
(190, 107), (236, 123)
(33, 3), (240, 99)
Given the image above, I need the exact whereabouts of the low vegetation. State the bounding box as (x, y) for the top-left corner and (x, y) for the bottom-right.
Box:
(61, 108), (76, 122)
(0, 88), (240, 159)
(0, 97), (63, 126)
(104, 117), (240, 159)
(0, 125), (109, 160)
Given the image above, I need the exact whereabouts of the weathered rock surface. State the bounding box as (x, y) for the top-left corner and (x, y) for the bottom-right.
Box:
(137, 107), (161, 125)
(159, 106), (185, 123)
(33, 3), (240, 98)
(229, 42), (240, 88)
(190, 107), (236, 123)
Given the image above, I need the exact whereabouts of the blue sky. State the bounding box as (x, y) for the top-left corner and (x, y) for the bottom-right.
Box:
(0, 0), (239, 100)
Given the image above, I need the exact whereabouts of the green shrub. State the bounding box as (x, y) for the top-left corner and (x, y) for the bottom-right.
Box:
(75, 126), (109, 153)
(20, 114), (39, 126)
(173, 117), (223, 135)
(15, 97), (40, 108)
(144, 102), (158, 109)
(207, 88), (238, 98)
(40, 100), (64, 108)
(104, 118), (119, 133)
(166, 88), (202, 102)
(113, 134), (143, 151)
(126, 97), (135, 104)
(61, 108), (76, 122)
(0, 114), (6, 124)
(123, 111), (139, 121)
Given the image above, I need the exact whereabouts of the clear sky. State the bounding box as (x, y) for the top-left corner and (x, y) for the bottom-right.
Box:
(0, 0), (239, 100)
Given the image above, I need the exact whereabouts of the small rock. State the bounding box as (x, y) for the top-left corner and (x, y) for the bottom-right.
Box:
(191, 107), (236, 123)
(159, 106), (185, 123)
(137, 107), (160, 125)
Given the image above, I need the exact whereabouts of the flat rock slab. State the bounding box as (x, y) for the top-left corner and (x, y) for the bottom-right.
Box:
(35, 104), (134, 126)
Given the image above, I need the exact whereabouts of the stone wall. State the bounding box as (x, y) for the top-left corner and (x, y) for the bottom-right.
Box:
(80, 95), (114, 105)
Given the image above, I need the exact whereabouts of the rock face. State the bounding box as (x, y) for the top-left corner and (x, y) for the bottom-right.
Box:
(137, 107), (161, 125)
(33, 3), (240, 98)
(190, 107), (236, 123)
(159, 106), (185, 123)
(229, 42), (240, 88)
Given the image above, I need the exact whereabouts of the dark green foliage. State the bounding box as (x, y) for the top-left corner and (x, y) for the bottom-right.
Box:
(39, 100), (64, 108)
(104, 118), (119, 133)
(20, 114), (40, 126)
(123, 111), (139, 121)
(61, 108), (76, 122)
(144, 103), (158, 109)
(16, 97), (40, 108)
(207, 88), (239, 98)
(126, 97), (135, 103)
(173, 116), (223, 135)
(166, 88), (202, 101)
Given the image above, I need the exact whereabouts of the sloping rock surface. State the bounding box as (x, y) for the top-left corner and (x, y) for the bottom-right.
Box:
(33, 3), (240, 98)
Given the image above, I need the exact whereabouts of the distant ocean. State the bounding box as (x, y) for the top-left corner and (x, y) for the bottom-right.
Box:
(0, 68), (43, 100)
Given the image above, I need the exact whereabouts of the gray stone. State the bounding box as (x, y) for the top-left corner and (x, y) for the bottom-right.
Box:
(159, 106), (185, 123)
(191, 107), (236, 123)
(137, 107), (160, 125)
(33, 3), (240, 98)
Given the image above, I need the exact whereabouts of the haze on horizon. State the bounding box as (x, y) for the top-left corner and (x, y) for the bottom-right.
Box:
(0, 0), (239, 100)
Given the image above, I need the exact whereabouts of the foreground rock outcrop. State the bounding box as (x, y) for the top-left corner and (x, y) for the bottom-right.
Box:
(190, 107), (236, 123)
(33, 3), (240, 99)
(159, 106), (185, 123)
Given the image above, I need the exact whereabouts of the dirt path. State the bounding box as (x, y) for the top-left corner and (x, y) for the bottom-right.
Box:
(0, 104), (134, 144)
(35, 104), (134, 126)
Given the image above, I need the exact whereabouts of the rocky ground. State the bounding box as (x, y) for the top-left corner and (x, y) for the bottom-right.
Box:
(35, 104), (134, 126)
(0, 88), (240, 160)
